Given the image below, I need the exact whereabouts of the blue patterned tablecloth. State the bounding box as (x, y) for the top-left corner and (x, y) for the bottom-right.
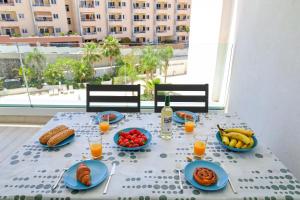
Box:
(0, 111), (299, 200)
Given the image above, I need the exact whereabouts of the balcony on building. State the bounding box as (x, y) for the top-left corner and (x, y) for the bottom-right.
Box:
(134, 26), (146, 34)
(107, 0), (122, 9)
(81, 13), (96, 21)
(108, 14), (123, 22)
(109, 26), (123, 34)
(79, 0), (95, 8)
(133, 14), (148, 22)
(156, 14), (169, 21)
(0, 12), (18, 22)
(0, 0), (14, 6)
(82, 26), (97, 35)
(135, 37), (146, 43)
(34, 11), (53, 22)
(156, 3), (169, 10)
(177, 14), (188, 21)
(38, 26), (54, 36)
(1, 26), (20, 36)
(32, 0), (51, 7)
(156, 26), (169, 33)
(177, 3), (189, 10)
(133, 1), (147, 9)
(176, 25), (188, 32)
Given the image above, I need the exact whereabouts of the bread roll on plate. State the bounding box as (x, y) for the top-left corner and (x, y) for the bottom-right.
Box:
(39, 125), (68, 145)
(47, 129), (75, 147)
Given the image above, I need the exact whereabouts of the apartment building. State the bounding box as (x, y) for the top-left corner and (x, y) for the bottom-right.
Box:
(0, 0), (191, 44)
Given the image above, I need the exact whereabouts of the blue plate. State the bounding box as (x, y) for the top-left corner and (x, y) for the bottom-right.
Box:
(97, 111), (124, 124)
(184, 160), (228, 191)
(172, 110), (199, 124)
(113, 127), (152, 151)
(64, 160), (108, 190)
(40, 134), (75, 148)
(216, 131), (258, 152)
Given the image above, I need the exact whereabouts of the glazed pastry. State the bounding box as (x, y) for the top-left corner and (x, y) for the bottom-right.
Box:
(46, 129), (75, 147)
(193, 167), (217, 186)
(76, 163), (91, 186)
(176, 111), (194, 120)
(101, 113), (116, 121)
(39, 125), (68, 145)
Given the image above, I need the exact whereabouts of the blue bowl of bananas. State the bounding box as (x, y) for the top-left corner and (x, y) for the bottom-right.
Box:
(216, 125), (258, 152)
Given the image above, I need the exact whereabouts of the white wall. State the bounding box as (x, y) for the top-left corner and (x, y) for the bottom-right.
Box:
(227, 0), (300, 179)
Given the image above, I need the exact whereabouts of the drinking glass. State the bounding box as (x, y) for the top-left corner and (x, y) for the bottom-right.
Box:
(88, 136), (102, 159)
(184, 115), (196, 133)
(99, 116), (110, 134)
(193, 134), (208, 158)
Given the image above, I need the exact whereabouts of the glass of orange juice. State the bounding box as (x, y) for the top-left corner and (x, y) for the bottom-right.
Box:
(193, 135), (208, 158)
(88, 136), (102, 159)
(184, 116), (196, 133)
(99, 117), (110, 134)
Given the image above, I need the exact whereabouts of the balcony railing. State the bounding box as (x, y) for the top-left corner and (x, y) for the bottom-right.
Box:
(133, 5), (146, 9)
(156, 30), (167, 33)
(134, 30), (146, 34)
(156, 18), (168, 21)
(177, 18), (188, 21)
(32, 2), (51, 7)
(110, 31), (123, 34)
(81, 18), (96, 21)
(83, 31), (96, 35)
(0, 1), (14, 6)
(35, 17), (53, 22)
(109, 18), (123, 21)
(0, 18), (17, 22)
(134, 18), (146, 22)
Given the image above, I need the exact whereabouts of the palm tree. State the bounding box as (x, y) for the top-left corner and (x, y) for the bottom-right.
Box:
(159, 46), (174, 83)
(117, 53), (139, 85)
(139, 46), (160, 82)
(101, 36), (121, 69)
(82, 42), (102, 68)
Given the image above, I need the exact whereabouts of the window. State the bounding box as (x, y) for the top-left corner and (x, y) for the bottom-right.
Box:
(51, 0), (56, 4)
(122, 2), (126, 7)
(18, 13), (24, 19)
(95, 1), (99, 6)
(123, 27), (127, 31)
(55, 28), (61, 33)
(22, 28), (27, 33)
(96, 14), (100, 19)
(97, 27), (101, 32)
(168, 4), (171, 8)
(65, 5), (69, 12)
(53, 14), (58, 19)
(15, 0), (21, 3)
(67, 18), (71, 25)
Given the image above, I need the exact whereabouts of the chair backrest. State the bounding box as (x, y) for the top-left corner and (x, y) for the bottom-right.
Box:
(154, 84), (209, 113)
(86, 84), (140, 112)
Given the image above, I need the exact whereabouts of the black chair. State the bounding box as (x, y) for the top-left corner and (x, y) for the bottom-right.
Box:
(154, 84), (209, 113)
(86, 84), (140, 112)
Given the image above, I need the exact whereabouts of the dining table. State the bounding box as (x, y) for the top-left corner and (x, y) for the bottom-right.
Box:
(0, 111), (299, 200)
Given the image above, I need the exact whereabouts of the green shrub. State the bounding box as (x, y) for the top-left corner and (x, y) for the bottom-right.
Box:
(119, 37), (131, 44)
(102, 74), (112, 81)
(80, 83), (85, 89)
(43, 63), (65, 85)
(73, 82), (79, 89)
(89, 77), (102, 85)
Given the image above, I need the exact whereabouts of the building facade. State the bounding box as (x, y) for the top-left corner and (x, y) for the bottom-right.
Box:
(0, 0), (191, 44)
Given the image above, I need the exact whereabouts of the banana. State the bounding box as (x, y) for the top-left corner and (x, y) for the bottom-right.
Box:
(241, 144), (249, 149)
(221, 135), (230, 145)
(248, 137), (254, 148)
(223, 132), (251, 144)
(224, 128), (254, 137)
(229, 138), (237, 147)
(235, 140), (244, 148)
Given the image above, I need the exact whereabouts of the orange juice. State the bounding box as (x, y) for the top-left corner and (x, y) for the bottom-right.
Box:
(194, 140), (206, 157)
(185, 121), (195, 133)
(90, 143), (102, 159)
(99, 121), (110, 133)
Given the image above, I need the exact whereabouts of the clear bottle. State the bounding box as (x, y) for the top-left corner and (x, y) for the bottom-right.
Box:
(160, 95), (173, 140)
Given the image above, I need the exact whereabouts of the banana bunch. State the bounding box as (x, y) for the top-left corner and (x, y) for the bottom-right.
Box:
(217, 125), (255, 149)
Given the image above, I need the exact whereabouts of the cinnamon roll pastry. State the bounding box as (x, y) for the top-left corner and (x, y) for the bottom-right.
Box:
(193, 167), (217, 186)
